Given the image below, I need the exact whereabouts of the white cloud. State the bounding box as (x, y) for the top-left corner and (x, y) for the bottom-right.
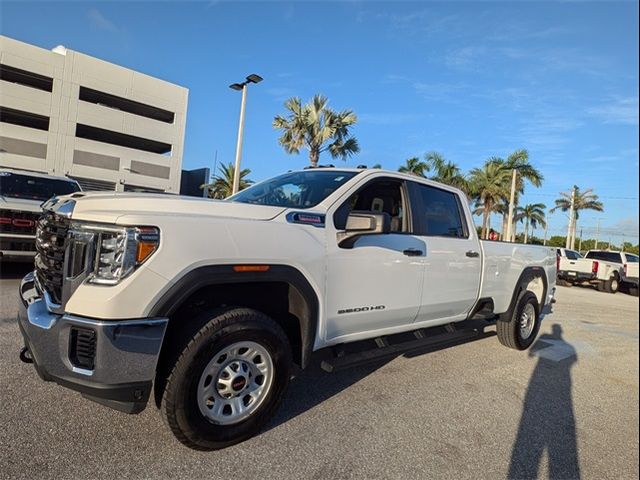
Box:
(587, 97), (639, 125)
(359, 113), (424, 125)
(87, 8), (120, 34)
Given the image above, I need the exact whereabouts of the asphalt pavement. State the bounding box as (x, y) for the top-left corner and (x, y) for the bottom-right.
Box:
(1, 263), (638, 479)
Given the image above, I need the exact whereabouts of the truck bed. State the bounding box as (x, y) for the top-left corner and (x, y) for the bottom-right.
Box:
(479, 241), (556, 314)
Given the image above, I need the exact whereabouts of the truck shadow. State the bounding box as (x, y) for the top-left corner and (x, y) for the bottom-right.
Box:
(507, 323), (580, 479)
(264, 331), (496, 434)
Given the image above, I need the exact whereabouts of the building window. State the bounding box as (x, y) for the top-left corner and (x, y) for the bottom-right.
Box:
(0, 107), (49, 131)
(79, 87), (175, 123)
(68, 176), (116, 192)
(75, 124), (172, 155)
(124, 184), (165, 193)
(0, 64), (53, 92)
(0, 136), (47, 159)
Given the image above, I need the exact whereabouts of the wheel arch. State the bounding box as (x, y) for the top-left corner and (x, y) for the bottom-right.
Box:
(149, 264), (320, 370)
(499, 266), (549, 322)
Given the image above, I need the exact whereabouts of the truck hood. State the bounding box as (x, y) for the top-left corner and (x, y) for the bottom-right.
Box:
(0, 195), (45, 213)
(58, 192), (287, 223)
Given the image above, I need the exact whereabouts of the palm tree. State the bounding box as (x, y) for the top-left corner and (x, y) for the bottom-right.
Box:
(398, 157), (429, 176)
(273, 95), (359, 167)
(202, 162), (253, 199)
(516, 203), (547, 244)
(424, 151), (469, 194)
(493, 149), (544, 241)
(551, 186), (604, 249)
(468, 159), (512, 239)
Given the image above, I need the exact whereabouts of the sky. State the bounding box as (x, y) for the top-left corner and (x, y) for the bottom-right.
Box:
(2, 0), (639, 244)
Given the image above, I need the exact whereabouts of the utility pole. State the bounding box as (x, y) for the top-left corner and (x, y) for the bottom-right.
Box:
(543, 222), (548, 246)
(578, 228), (583, 252)
(566, 186), (576, 249)
(505, 169), (517, 243)
(594, 219), (600, 249)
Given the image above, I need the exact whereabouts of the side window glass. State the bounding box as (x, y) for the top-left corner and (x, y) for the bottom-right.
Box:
(412, 183), (467, 237)
(333, 178), (406, 232)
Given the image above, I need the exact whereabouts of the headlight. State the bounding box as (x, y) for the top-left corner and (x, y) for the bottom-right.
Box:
(69, 223), (160, 285)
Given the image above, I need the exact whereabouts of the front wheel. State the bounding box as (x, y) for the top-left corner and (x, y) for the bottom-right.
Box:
(160, 308), (292, 450)
(497, 291), (541, 350)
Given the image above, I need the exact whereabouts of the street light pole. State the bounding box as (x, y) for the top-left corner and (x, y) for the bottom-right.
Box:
(229, 74), (263, 196)
(231, 84), (248, 195)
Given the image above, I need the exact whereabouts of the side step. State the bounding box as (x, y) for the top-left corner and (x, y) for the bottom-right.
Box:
(320, 319), (495, 373)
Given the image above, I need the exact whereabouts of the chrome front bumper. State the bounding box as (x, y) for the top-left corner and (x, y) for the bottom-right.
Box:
(18, 272), (168, 413)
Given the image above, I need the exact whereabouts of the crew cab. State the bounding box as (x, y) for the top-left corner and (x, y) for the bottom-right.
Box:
(0, 168), (81, 261)
(556, 247), (623, 293)
(584, 250), (639, 295)
(17, 168), (556, 450)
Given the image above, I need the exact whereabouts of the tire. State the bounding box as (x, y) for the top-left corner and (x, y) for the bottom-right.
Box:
(629, 286), (639, 297)
(605, 276), (619, 294)
(497, 291), (541, 350)
(160, 307), (292, 450)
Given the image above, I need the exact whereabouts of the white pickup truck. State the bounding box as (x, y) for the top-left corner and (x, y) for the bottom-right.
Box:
(584, 250), (639, 295)
(18, 168), (556, 450)
(557, 247), (638, 294)
(0, 168), (81, 261)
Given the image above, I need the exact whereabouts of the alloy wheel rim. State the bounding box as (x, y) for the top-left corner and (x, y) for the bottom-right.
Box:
(197, 341), (274, 425)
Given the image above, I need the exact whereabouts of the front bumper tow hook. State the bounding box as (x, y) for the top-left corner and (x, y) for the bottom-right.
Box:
(19, 346), (33, 364)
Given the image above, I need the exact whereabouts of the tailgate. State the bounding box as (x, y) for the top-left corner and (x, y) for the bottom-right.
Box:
(560, 257), (593, 274)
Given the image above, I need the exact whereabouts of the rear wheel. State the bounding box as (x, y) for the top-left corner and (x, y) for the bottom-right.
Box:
(497, 291), (541, 350)
(160, 308), (292, 450)
(604, 276), (619, 294)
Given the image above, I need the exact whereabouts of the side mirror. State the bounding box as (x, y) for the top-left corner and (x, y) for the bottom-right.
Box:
(337, 211), (391, 248)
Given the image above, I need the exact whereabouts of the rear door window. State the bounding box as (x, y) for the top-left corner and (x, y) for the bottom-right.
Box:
(409, 182), (468, 238)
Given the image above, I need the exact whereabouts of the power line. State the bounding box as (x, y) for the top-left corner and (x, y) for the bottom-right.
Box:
(525, 192), (639, 200)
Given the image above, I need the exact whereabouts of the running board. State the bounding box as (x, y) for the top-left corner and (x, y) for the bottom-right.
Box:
(320, 319), (495, 373)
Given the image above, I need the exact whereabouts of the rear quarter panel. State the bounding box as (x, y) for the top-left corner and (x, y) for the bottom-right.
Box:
(479, 241), (556, 314)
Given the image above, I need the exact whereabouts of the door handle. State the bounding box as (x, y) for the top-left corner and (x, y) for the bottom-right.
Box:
(465, 250), (480, 258)
(403, 248), (423, 257)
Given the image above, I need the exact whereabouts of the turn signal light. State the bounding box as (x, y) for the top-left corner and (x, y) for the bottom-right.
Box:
(233, 265), (270, 272)
(136, 242), (157, 263)
(592, 261), (599, 274)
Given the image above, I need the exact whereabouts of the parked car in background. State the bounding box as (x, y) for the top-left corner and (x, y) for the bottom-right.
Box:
(556, 247), (623, 293)
(0, 168), (81, 262)
(584, 250), (639, 296)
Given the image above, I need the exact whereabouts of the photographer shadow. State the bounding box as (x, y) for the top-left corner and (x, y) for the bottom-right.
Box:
(508, 323), (580, 479)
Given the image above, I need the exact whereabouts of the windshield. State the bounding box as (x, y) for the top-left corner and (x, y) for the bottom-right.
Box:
(565, 250), (582, 260)
(0, 172), (80, 201)
(229, 170), (358, 208)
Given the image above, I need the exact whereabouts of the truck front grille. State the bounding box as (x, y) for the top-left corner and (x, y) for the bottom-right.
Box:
(34, 211), (69, 304)
(0, 209), (40, 235)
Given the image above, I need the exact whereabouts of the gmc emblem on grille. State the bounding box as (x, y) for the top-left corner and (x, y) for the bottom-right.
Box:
(0, 217), (35, 228)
